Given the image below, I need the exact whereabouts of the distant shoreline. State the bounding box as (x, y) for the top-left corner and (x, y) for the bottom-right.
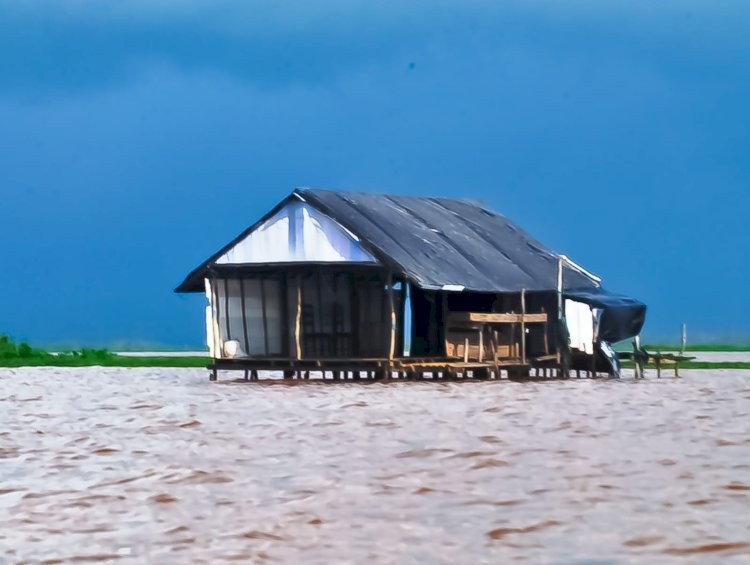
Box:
(3, 332), (749, 369)
(0, 356), (209, 368)
(1, 356), (749, 370)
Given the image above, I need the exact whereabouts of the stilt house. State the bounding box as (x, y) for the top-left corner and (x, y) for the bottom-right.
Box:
(176, 189), (646, 380)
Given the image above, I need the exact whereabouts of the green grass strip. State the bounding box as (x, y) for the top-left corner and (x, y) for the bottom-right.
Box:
(0, 356), (209, 368)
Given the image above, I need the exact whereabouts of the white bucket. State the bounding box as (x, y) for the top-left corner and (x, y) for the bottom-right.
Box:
(223, 340), (240, 358)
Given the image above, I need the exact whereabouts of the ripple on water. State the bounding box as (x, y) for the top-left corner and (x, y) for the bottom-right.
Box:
(487, 520), (561, 540)
(662, 542), (750, 556)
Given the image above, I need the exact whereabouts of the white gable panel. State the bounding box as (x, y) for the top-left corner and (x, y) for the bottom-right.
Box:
(216, 201), (377, 264)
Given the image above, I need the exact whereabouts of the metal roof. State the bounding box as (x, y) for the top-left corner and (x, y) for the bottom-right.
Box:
(300, 188), (597, 292)
(176, 188), (599, 293)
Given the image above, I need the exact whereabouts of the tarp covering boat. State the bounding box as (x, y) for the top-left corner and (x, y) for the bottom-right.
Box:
(564, 287), (647, 343)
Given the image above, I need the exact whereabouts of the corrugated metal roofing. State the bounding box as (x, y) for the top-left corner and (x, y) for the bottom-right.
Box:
(300, 188), (598, 293)
(176, 188), (599, 293)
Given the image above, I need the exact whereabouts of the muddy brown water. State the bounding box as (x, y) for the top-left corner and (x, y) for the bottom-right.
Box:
(1, 368), (750, 564)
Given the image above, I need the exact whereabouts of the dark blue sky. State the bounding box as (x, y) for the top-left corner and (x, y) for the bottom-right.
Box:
(1, 1), (748, 348)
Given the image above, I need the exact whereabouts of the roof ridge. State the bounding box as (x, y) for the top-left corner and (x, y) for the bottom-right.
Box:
(298, 187), (485, 208)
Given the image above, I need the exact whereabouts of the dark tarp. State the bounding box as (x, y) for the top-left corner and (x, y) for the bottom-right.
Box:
(301, 189), (598, 293)
(564, 288), (647, 343)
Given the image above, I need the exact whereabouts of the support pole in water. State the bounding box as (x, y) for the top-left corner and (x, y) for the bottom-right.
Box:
(633, 335), (643, 379)
(556, 258), (570, 378)
(680, 322), (687, 355)
(590, 307), (598, 378)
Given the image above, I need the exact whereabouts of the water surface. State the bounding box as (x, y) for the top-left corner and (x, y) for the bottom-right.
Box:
(2, 368), (750, 563)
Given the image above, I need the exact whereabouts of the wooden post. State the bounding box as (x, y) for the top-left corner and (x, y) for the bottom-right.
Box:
(590, 309), (597, 378)
(478, 327), (484, 362)
(633, 335), (642, 379)
(441, 291), (448, 356)
(521, 289), (527, 366)
(387, 273), (396, 378)
(211, 277), (223, 359)
(490, 329), (499, 378)
(556, 257), (563, 365)
(295, 275), (302, 360)
(400, 280), (408, 357)
(463, 337), (469, 363)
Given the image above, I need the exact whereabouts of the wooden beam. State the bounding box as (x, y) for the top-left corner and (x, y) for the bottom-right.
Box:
(448, 312), (548, 324)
